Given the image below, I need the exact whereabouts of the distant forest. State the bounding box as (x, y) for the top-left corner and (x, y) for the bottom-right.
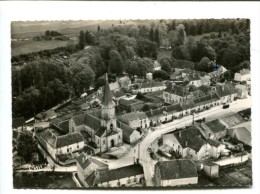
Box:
(11, 19), (250, 119)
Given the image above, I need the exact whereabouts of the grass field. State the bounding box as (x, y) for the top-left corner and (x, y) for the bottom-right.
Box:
(11, 39), (69, 56)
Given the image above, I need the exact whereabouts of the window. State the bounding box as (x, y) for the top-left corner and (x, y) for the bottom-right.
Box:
(127, 178), (131, 184)
(118, 135), (121, 140)
(103, 140), (106, 145)
(77, 144), (79, 149)
(97, 139), (99, 145)
(134, 177), (137, 182)
(117, 181), (121, 186)
(67, 148), (69, 153)
(110, 123), (113, 130)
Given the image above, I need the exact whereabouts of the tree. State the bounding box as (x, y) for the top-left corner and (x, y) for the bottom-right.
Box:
(136, 38), (157, 59)
(154, 28), (160, 47)
(109, 50), (123, 75)
(161, 60), (172, 74)
(152, 70), (169, 80)
(172, 45), (190, 61)
(97, 25), (101, 32)
(149, 28), (154, 42)
(136, 57), (154, 78)
(142, 104), (151, 112)
(72, 66), (95, 95)
(195, 57), (212, 72)
(78, 30), (85, 49)
(176, 24), (186, 46)
(17, 131), (38, 162)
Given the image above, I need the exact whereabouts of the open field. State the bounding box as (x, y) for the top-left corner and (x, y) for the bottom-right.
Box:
(11, 39), (68, 56)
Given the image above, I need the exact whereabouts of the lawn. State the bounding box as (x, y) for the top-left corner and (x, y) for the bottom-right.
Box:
(11, 39), (69, 56)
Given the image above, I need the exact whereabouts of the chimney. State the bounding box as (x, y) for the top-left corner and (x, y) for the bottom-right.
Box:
(222, 83), (224, 91)
(82, 156), (85, 163)
(185, 141), (188, 147)
(179, 131), (182, 138)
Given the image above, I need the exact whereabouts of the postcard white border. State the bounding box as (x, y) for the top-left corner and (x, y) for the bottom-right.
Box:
(0, 1), (260, 194)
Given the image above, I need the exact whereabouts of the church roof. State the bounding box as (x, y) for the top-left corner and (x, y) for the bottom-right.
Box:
(102, 73), (114, 107)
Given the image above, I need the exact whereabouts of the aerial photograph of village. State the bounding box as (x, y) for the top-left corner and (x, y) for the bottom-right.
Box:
(11, 19), (252, 189)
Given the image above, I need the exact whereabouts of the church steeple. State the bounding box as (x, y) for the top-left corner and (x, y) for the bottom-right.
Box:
(102, 73), (114, 107)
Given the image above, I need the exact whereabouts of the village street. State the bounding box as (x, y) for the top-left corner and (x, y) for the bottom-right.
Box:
(107, 96), (251, 186)
(18, 96), (251, 180)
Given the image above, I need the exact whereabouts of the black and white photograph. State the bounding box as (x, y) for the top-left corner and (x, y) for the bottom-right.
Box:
(0, 1), (260, 193)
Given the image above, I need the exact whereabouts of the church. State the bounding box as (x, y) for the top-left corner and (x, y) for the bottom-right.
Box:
(55, 73), (123, 153)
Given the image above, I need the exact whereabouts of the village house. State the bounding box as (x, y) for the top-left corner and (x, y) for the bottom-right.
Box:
(146, 72), (153, 80)
(200, 75), (211, 86)
(145, 108), (165, 126)
(183, 74), (202, 87)
(234, 69), (250, 82)
(56, 74), (123, 154)
(200, 119), (227, 141)
(137, 82), (166, 94)
(35, 127), (84, 162)
(118, 111), (149, 129)
(118, 75), (131, 89)
(208, 65), (227, 82)
(215, 83), (237, 104)
(228, 127), (251, 146)
(118, 98), (144, 112)
(235, 84), (248, 99)
(206, 139), (225, 158)
(163, 85), (191, 103)
(76, 152), (108, 187)
(35, 109), (57, 122)
(203, 162), (220, 178)
(180, 99), (196, 116)
(162, 126), (212, 161)
(163, 104), (183, 122)
(117, 121), (142, 144)
(154, 159), (198, 187)
(84, 163), (145, 187)
(219, 113), (246, 128)
(193, 93), (221, 112)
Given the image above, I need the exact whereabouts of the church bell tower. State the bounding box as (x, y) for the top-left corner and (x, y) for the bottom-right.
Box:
(100, 73), (117, 133)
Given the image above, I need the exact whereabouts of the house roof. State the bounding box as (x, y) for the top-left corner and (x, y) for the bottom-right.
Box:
(204, 119), (226, 133)
(56, 132), (84, 148)
(13, 117), (25, 128)
(173, 59), (195, 70)
(180, 100), (196, 110)
(85, 171), (97, 187)
(156, 159), (198, 180)
(174, 126), (205, 152)
(207, 139), (222, 148)
(200, 75), (211, 84)
(95, 127), (106, 137)
(102, 73), (115, 106)
(97, 163), (144, 183)
(239, 69), (250, 75)
(219, 113), (246, 128)
(117, 121), (136, 143)
(140, 82), (165, 89)
(36, 109), (56, 120)
(85, 114), (101, 130)
(57, 120), (70, 133)
(76, 152), (108, 170)
(186, 74), (201, 81)
(229, 127), (251, 146)
(112, 89), (125, 98)
(216, 83), (237, 97)
(118, 112), (147, 123)
(164, 104), (183, 114)
(118, 98), (143, 106)
(164, 85), (189, 97)
(235, 84), (248, 91)
(145, 108), (164, 119)
(193, 93), (220, 106)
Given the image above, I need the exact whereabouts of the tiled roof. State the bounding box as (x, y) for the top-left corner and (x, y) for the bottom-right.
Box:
(97, 164), (144, 183)
(186, 74), (201, 81)
(57, 120), (70, 133)
(145, 108), (164, 119)
(174, 126), (205, 152)
(118, 98), (143, 106)
(76, 152), (108, 170)
(72, 113), (86, 126)
(56, 132), (84, 148)
(216, 83), (237, 97)
(235, 84), (248, 91)
(37, 129), (57, 148)
(84, 114), (101, 131)
(173, 59), (195, 70)
(118, 112), (147, 123)
(193, 93), (220, 106)
(180, 100), (196, 110)
(156, 159), (197, 180)
(204, 119), (226, 133)
(13, 117), (25, 128)
(164, 85), (189, 97)
(229, 127), (251, 146)
(207, 139), (222, 148)
(219, 113), (246, 128)
(95, 127), (106, 137)
(117, 121), (135, 143)
(85, 171), (97, 187)
(140, 82), (165, 89)
(164, 104), (183, 113)
(112, 89), (125, 98)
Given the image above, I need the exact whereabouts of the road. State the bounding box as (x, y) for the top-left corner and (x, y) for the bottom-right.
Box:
(18, 97), (251, 181)
(108, 96), (251, 186)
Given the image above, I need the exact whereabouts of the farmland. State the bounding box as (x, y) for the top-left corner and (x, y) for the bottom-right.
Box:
(11, 39), (69, 56)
